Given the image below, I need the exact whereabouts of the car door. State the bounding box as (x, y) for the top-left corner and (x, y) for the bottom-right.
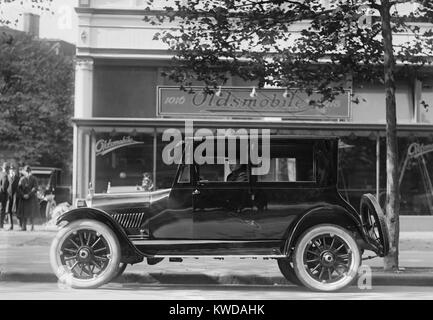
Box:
(192, 161), (260, 240)
(150, 164), (194, 239)
(248, 139), (320, 239)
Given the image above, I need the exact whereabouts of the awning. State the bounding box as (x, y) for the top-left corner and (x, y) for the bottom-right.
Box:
(73, 117), (433, 138)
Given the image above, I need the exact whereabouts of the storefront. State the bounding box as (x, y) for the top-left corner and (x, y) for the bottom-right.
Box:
(73, 0), (433, 215)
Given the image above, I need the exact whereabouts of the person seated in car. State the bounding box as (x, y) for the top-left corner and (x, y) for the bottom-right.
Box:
(141, 172), (154, 191)
(227, 163), (248, 182)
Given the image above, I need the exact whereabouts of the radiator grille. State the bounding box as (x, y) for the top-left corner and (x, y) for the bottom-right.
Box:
(112, 212), (145, 229)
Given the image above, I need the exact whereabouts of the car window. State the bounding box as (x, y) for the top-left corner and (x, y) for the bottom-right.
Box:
(257, 143), (315, 183)
(197, 159), (249, 183)
(198, 164), (225, 182)
(177, 165), (191, 184)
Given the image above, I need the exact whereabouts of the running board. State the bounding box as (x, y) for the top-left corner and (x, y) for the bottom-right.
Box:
(152, 255), (286, 259)
(132, 239), (285, 257)
(131, 239), (279, 245)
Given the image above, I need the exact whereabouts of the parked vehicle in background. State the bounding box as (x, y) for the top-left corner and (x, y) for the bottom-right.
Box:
(32, 167), (71, 220)
(50, 136), (389, 292)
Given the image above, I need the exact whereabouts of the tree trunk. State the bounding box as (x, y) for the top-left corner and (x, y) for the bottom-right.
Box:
(380, 0), (400, 271)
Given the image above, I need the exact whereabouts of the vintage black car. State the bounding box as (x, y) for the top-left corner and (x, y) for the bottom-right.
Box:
(50, 136), (389, 292)
(33, 167), (71, 220)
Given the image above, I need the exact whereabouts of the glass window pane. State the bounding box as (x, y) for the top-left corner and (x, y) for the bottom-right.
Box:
(257, 142), (314, 182)
(198, 164), (225, 182)
(177, 165), (190, 183)
(95, 133), (153, 193)
(156, 134), (179, 190)
(338, 137), (376, 208)
(396, 136), (433, 215)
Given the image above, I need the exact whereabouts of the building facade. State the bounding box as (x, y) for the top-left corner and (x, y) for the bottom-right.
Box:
(74, 0), (433, 215)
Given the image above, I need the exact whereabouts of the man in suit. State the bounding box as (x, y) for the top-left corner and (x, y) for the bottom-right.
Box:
(6, 164), (20, 230)
(17, 166), (39, 231)
(0, 162), (10, 229)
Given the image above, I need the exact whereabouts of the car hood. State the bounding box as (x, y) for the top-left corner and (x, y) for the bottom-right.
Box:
(88, 188), (171, 209)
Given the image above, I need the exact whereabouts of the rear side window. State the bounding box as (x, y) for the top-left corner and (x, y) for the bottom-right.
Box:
(256, 142), (315, 183)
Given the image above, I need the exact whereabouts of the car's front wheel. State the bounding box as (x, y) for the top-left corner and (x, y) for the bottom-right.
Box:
(50, 219), (121, 289)
(292, 224), (361, 292)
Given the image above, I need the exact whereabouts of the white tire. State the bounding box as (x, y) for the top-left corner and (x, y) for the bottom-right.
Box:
(293, 224), (361, 292)
(50, 219), (121, 289)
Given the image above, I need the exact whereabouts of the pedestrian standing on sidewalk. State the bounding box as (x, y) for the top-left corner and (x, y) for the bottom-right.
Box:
(17, 165), (39, 231)
(5, 164), (20, 231)
(0, 162), (10, 229)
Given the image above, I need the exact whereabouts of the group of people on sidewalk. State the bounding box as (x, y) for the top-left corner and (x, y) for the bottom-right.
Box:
(0, 162), (39, 231)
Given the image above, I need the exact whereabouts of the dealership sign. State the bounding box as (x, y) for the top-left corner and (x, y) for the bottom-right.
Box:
(407, 143), (433, 159)
(96, 136), (144, 156)
(157, 86), (351, 119)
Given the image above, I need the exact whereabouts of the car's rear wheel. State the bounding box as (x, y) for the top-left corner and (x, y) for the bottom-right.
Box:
(50, 219), (121, 289)
(277, 258), (303, 286)
(292, 224), (361, 292)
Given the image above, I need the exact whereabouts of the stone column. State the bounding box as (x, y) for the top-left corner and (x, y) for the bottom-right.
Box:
(73, 58), (94, 202)
(74, 58), (94, 118)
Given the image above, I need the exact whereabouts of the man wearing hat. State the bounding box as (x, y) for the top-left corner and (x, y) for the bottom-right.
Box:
(0, 162), (10, 229)
(6, 164), (20, 230)
(17, 165), (39, 231)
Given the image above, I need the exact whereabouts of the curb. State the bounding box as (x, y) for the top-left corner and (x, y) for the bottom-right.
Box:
(2, 271), (433, 287)
(371, 272), (433, 286)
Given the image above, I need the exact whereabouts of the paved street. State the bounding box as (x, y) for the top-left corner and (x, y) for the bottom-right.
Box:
(1, 282), (433, 300)
(1, 228), (433, 299)
(2, 228), (433, 274)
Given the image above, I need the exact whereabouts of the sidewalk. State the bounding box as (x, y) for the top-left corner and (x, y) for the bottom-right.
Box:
(1, 226), (433, 287)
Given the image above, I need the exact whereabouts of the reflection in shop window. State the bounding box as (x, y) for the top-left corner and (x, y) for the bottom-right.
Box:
(338, 137), (376, 209)
(95, 133), (153, 193)
(397, 136), (433, 215)
(338, 135), (433, 216)
(157, 134), (180, 189)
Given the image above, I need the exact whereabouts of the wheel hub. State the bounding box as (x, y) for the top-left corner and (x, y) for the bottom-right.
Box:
(77, 247), (93, 262)
(320, 251), (336, 267)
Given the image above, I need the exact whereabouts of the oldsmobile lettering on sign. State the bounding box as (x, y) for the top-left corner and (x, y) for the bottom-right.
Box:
(158, 86), (351, 119)
(95, 136), (144, 156)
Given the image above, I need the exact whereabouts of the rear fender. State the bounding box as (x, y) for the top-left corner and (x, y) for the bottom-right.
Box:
(283, 206), (366, 257)
(57, 208), (144, 264)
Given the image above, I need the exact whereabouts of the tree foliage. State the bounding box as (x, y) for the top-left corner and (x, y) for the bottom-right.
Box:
(146, 0), (433, 101)
(0, 31), (74, 169)
(0, 0), (52, 26)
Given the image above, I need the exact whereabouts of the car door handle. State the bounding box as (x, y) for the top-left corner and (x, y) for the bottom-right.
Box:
(192, 189), (201, 196)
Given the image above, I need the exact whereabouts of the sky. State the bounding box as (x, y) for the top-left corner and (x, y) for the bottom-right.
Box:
(1, 0), (78, 44)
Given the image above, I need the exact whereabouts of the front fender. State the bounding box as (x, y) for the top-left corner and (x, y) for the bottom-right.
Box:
(283, 205), (366, 256)
(57, 208), (144, 263)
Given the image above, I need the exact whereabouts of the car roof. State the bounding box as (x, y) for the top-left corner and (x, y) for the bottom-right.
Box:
(29, 167), (62, 175)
